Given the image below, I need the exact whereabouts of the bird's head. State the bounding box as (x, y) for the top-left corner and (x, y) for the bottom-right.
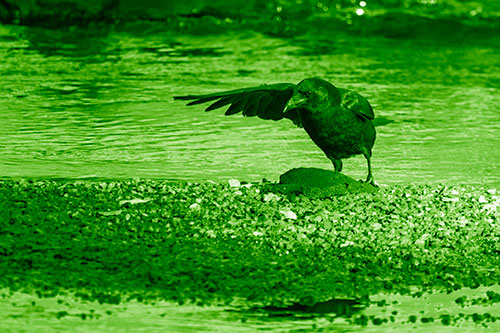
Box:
(284, 78), (341, 112)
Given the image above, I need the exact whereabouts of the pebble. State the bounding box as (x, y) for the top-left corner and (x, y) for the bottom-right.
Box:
(280, 209), (297, 220)
(189, 203), (201, 210)
(228, 179), (240, 187)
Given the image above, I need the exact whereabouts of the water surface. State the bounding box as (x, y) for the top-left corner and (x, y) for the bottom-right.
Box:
(1, 24), (499, 186)
(2, 287), (499, 331)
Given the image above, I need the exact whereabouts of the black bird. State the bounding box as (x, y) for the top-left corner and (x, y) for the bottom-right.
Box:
(174, 78), (376, 184)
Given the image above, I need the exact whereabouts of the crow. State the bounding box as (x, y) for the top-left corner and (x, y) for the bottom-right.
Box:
(174, 78), (376, 184)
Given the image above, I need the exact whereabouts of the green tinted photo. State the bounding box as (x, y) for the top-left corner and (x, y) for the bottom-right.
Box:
(0, 0), (499, 331)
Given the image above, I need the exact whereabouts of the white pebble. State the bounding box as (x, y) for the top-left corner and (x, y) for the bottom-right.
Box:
(280, 209), (297, 220)
(263, 193), (280, 202)
(189, 203), (201, 210)
(228, 179), (240, 187)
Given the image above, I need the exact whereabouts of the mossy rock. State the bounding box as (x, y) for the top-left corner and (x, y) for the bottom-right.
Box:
(264, 167), (377, 198)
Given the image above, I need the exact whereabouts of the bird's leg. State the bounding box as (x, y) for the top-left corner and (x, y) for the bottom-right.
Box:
(331, 158), (342, 175)
(363, 152), (375, 186)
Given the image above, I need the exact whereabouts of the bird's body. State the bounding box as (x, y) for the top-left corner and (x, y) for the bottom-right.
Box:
(174, 78), (376, 184)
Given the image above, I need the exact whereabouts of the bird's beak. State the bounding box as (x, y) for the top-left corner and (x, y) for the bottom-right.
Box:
(284, 94), (307, 112)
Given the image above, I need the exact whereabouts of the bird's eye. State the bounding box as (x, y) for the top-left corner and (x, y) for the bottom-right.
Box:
(302, 91), (312, 97)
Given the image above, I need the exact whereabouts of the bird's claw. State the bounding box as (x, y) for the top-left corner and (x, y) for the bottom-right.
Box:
(360, 179), (378, 188)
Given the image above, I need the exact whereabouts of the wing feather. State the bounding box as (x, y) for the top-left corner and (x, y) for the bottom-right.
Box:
(241, 92), (262, 117)
(225, 97), (246, 115)
(255, 94), (273, 119)
(186, 96), (221, 106)
(205, 96), (235, 111)
(174, 83), (300, 125)
(338, 88), (375, 120)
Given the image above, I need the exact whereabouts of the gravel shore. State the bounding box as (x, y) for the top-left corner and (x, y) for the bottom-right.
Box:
(1, 178), (498, 306)
(0, 178), (497, 328)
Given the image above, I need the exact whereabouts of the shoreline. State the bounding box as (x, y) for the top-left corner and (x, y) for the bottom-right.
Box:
(1, 178), (499, 326)
(1, 175), (499, 187)
(1, 178), (498, 295)
(0, 176), (500, 326)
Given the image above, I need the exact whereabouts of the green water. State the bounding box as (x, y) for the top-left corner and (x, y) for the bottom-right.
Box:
(1, 19), (499, 329)
(1, 23), (499, 186)
(2, 287), (500, 331)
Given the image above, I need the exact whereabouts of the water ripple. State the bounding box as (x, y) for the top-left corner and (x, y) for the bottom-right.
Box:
(0, 26), (499, 185)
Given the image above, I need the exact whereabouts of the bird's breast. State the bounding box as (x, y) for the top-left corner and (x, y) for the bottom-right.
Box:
(298, 106), (375, 158)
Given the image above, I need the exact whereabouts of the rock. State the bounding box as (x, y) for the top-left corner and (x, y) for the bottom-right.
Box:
(279, 167), (359, 188)
(265, 167), (377, 198)
(189, 203), (201, 210)
(280, 209), (297, 220)
(228, 179), (240, 188)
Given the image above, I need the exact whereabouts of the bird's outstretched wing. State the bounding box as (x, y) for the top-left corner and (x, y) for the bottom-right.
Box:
(174, 83), (302, 126)
(338, 89), (375, 120)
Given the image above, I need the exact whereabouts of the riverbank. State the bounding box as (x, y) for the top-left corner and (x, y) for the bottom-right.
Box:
(1, 178), (498, 304)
